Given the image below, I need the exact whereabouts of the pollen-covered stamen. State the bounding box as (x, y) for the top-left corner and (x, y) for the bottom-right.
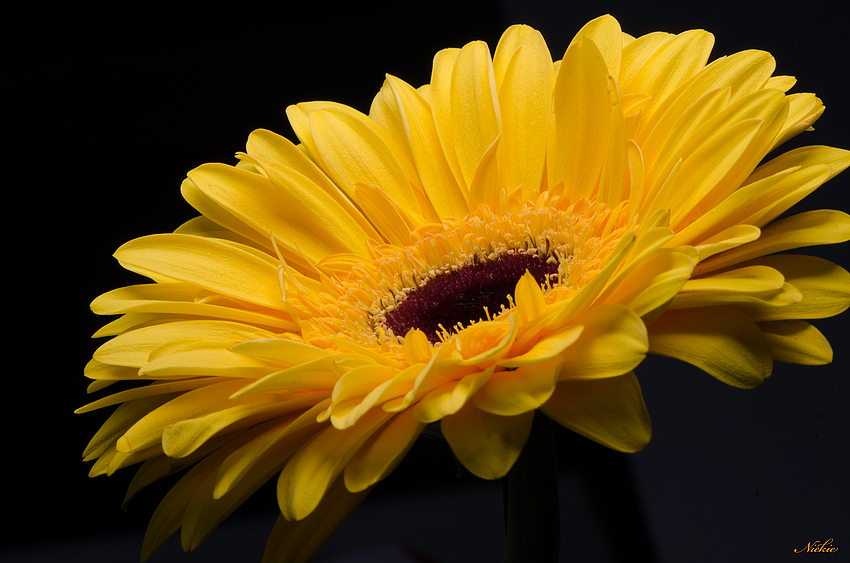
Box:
(383, 252), (559, 343)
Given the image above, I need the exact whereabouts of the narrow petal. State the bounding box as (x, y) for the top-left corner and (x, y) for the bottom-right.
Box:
(308, 108), (419, 215)
(549, 35), (610, 200)
(604, 249), (695, 317)
(731, 255), (850, 321)
(695, 209), (850, 274)
(277, 409), (390, 520)
(496, 27), (552, 200)
(246, 128), (381, 241)
(385, 74), (468, 219)
(450, 41), (502, 188)
(430, 47), (465, 190)
(628, 29), (715, 128)
(262, 476), (371, 563)
(91, 283), (296, 332)
(344, 409), (426, 492)
(618, 31), (674, 92)
(758, 320), (833, 365)
(114, 234), (286, 311)
(188, 162), (371, 260)
(94, 320), (275, 369)
(413, 368), (494, 423)
(543, 371), (651, 452)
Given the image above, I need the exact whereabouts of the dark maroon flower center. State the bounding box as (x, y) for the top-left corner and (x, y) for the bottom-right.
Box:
(383, 253), (559, 343)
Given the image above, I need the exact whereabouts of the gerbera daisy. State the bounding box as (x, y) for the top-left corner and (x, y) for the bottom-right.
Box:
(80, 14), (849, 562)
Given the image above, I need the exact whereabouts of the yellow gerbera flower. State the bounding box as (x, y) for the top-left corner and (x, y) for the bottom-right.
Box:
(80, 15), (850, 562)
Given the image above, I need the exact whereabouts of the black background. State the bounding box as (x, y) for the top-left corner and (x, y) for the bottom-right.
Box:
(4, 1), (848, 562)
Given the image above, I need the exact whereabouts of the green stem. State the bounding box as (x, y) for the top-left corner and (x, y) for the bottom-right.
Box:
(503, 411), (560, 563)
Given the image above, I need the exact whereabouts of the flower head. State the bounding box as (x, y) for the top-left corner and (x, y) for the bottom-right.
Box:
(81, 15), (850, 562)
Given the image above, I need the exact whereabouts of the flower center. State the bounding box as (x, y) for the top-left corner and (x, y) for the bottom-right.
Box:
(300, 199), (628, 355)
(383, 252), (560, 344)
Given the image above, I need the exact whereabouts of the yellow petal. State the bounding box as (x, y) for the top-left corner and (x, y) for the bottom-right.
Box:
(600, 75), (629, 208)
(558, 304), (648, 380)
(441, 402), (534, 480)
(450, 41), (502, 189)
(542, 371), (651, 452)
(748, 145), (850, 185)
(758, 320), (833, 365)
(139, 347), (281, 379)
(641, 49), (775, 149)
(246, 128), (381, 240)
(429, 47), (465, 190)
(549, 35), (610, 200)
(467, 133), (502, 211)
(277, 409), (390, 520)
(82, 396), (172, 461)
(262, 476), (371, 563)
(308, 108), (419, 215)
(180, 423), (311, 553)
(604, 249), (695, 317)
(772, 93), (824, 149)
(385, 74), (468, 219)
(91, 283), (296, 332)
(213, 403), (329, 500)
(352, 182), (414, 246)
(666, 118), (763, 227)
(495, 27), (552, 200)
(413, 367), (494, 423)
(514, 270), (547, 323)
(628, 29), (715, 126)
(692, 224), (761, 261)
(730, 255), (850, 321)
(141, 443), (229, 560)
(114, 234), (286, 311)
(694, 209), (850, 274)
(473, 358), (562, 416)
(161, 393), (323, 458)
(344, 409), (426, 492)
(500, 324), (583, 368)
(117, 380), (248, 453)
(641, 87), (731, 189)
(666, 167), (796, 248)
(571, 14), (623, 78)
(75, 379), (216, 414)
(94, 320), (274, 369)
(648, 307), (772, 388)
(618, 31), (673, 92)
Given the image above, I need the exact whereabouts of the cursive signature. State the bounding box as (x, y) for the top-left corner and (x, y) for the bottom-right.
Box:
(795, 539), (839, 553)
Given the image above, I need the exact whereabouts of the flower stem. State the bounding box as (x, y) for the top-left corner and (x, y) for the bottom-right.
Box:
(503, 411), (560, 563)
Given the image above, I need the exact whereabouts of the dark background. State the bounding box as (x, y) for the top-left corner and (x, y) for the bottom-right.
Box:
(4, 1), (848, 562)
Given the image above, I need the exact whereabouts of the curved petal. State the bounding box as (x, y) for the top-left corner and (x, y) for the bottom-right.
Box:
(262, 476), (371, 563)
(344, 409), (426, 492)
(731, 255), (850, 321)
(758, 320), (833, 365)
(495, 26), (552, 200)
(276, 410), (389, 520)
(549, 35), (610, 200)
(695, 209), (850, 275)
(648, 307), (772, 388)
(542, 371), (651, 453)
(113, 234), (286, 311)
(558, 304), (648, 380)
(473, 358), (563, 416)
(441, 402), (534, 480)
(385, 75), (468, 219)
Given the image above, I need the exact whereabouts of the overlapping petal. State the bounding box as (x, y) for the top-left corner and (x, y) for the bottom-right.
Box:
(80, 16), (849, 562)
